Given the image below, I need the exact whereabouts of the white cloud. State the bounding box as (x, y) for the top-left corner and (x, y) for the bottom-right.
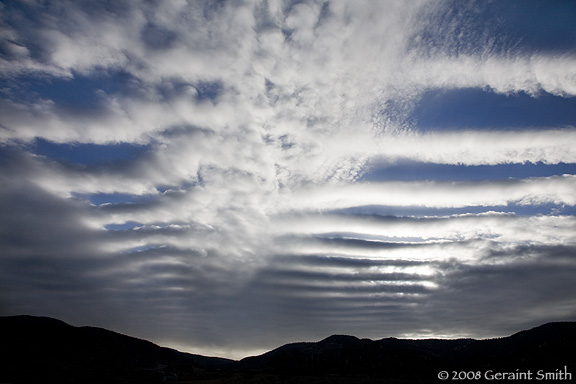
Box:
(287, 175), (576, 212)
(275, 212), (576, 244)
(404, 54), (576, 96)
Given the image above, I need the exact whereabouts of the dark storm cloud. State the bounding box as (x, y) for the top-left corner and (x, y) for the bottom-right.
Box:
(0, 149), (94, 257)
(273, 254), (430, 268)
(310, 236), (437, 249)
(0, 145), (221, 330)
(425, 245), (576, 336)
(257, 267), (428, 284)
(0, 166), (113, 319)
(226, 243), (575, 343)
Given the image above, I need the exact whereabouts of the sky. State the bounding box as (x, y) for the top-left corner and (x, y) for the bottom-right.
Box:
(1, 0), (575, 359)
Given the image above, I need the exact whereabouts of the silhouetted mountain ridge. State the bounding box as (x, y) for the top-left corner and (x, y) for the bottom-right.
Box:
(238, 321), (576, 379)
(1, 315), (574, 383)
(0, 315), (233, 383)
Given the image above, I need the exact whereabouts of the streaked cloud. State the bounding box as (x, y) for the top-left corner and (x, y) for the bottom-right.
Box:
(1, 0), (575, 358)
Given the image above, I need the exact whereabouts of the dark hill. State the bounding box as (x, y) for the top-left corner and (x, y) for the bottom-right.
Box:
(239, 322), (576, 381)
(1, 315), (575, 383)
(0, 315), (233, 384)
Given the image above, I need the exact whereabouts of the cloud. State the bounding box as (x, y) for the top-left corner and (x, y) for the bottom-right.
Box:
(424, 245), (576, 337)
(287, 175), (576, 212)
(1, 0), (575, 358)
(276, 212), (576, 247)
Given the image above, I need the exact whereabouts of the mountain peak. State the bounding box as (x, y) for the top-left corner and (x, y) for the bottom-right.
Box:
(319, 334), (359, 344)
(3, 314), (72, 329)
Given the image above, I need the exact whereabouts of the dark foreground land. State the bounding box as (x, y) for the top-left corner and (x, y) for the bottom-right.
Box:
(1, 315), (575, 383)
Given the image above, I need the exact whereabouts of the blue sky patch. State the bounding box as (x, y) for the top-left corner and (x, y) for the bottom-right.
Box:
(412, 0), (576, 56)
(32, 139), (150, 166)
(195, 81), (222, 101)
(331, 203), (575, 218)
(74, 192), (157, 206)
(1, 71), (137, 109)
(363, 161), (576, 182)
(105, 221), (143, 231)
(412, 89), (576, 131)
